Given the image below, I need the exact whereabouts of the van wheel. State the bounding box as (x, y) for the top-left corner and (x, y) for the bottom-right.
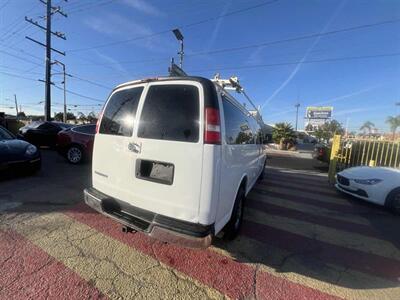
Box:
(66, 145), (83, 164)
(386, 188), (400, 215)
(224, 187), (245, 240)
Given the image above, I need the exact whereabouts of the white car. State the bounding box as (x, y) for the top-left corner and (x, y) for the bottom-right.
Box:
(84, 76), (266, 248)
(335, 166), (400, 213)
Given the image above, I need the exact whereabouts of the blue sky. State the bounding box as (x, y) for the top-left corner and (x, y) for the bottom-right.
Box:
(1, 0), (399, 132)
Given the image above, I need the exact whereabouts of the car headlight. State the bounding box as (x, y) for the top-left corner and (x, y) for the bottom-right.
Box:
(25, 145), (37, 156)
(354, 178), (382, 185)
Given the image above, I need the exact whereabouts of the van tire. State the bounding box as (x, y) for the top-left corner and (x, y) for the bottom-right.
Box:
(385, 188), (400, 215)
(224, 187), (245, 240)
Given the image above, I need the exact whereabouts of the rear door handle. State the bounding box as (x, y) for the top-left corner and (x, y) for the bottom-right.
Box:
(128, 142), (141, 153)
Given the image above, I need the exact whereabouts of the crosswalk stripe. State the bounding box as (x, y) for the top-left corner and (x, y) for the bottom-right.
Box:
(252, 188), (370, 214)
(1, 213), (224, 300)
(0, 229), (106, 299)
(256, 184), (353, 206)
(242, 218), (400, 282)
(212, 235), (400, 300)
(261, 178), (340, 197)
(247, 194), (371, 226)
(247, 199), (381, 239)
(65, 203), (341, 300)
(246, 207), (400, 261)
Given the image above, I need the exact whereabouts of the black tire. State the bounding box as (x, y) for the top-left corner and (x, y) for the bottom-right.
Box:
(385, 188), (400, 215)
(224, 186), (245, 240)
(66, 145), (84, 164)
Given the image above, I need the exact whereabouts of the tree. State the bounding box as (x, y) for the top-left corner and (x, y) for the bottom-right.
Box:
(17, 111), (27, 120)
(54, 112), (76, 122)
(77, 112), (87, 123)
(272, 122), (296, 150)
(314, 120), (344, 142)
(86, 111), (98, 124)
(386, 115), (400, 140)
(305, 123), (314, 132)
(360, 121), (375, 134)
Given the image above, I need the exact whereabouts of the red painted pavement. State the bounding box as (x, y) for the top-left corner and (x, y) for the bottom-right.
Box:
(242, 220), (400, 282)
(66, 203), (341, 300)
(0, 229), (107, 300)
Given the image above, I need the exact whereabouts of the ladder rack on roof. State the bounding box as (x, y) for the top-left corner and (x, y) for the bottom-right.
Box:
(211, 74), (262, 124)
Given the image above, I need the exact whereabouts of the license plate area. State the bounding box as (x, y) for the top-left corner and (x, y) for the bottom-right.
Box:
(135, 159), (174, 185)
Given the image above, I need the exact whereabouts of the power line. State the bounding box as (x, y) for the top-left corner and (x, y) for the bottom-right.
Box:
(186, 18), (400, 58)
(53, 85), (105, 102)
(189, 51), (400, 73)
(63, 17), (400, 68)
(67, 0), (280, 52)
(68, 74), (113, 90)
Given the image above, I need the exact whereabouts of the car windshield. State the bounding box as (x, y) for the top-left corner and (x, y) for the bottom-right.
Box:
(0, 127), (15, 140)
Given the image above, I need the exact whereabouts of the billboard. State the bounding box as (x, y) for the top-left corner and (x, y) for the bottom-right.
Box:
(306, 106), (333, 119)
(305, 106), (333, 131)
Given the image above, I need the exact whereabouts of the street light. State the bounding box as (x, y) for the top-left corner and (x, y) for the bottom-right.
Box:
(172, 28), (184, 68)
(294, 103), (300, 131)
(52, 60), (67, 123)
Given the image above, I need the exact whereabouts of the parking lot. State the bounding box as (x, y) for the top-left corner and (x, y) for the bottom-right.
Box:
(1, 150), (400, 299)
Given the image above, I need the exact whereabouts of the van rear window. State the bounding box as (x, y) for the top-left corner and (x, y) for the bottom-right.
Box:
(138, 85), (199, 143)
(99, 87), (143, 136)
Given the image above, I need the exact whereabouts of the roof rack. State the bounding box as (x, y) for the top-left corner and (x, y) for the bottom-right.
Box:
(168, 58), (188, 77)
(211, 74), (263, 124)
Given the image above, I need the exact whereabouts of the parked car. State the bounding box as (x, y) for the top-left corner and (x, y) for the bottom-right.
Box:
(84, 76), (266, 248)
(335, 166), (400, 214)
(56, 124), (95, 164)
(18, 121), (73, 148)
(0, 125), (41, 175)
(313, 143), (331, 163)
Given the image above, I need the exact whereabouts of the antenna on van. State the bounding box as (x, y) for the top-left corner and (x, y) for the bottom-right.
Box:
(212, 74), (262, 123)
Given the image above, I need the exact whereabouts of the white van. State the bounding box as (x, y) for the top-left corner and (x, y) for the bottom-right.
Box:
(84, 76), (266, 248)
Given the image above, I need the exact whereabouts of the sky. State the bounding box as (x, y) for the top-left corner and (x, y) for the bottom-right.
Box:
(0, 0), (399, 133)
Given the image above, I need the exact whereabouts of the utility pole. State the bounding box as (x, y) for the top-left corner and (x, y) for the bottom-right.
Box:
(14, 94), (18, 118)
(53, 60), (67, 123)
(25, 0), (67, 121)
(294, 103), (300, 131)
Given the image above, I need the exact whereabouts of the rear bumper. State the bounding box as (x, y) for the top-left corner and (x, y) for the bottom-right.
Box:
(83, 187), (214, 248)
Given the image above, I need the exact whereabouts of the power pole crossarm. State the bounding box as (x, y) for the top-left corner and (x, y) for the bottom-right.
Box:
(25, 0), (67, 121)
(24, 17), (66, 39)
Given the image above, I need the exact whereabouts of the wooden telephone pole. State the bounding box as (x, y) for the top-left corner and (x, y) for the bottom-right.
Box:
(25, 0), (67, 121)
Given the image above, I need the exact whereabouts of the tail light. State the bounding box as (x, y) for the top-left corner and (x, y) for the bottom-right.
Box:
(95, 110), (104, 134)
(204, 107), (221, 144)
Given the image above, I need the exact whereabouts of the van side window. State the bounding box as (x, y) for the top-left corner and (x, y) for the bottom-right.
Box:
(138, 85), (199, 143)
(222, 97), (254, 145)
(99, 87), (144, 136)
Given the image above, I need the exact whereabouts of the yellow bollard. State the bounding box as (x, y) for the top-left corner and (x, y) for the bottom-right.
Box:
(328, 135), (341, 184)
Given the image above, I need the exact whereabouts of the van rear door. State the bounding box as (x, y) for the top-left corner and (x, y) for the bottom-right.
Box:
(93, 80), (205, 223)
(133, 81), (204, 223)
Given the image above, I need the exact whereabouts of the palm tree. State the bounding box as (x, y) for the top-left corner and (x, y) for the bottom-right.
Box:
(360, 121), (375, 135)
(386, 116), (400, 140)
(272, 122), (296, 150)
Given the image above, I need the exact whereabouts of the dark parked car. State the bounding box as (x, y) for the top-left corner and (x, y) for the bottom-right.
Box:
(313, 143), (331, 163)
(56, 124), (95, 164)
(18, 121), (73, 147)
(0, 125), (41, 175)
